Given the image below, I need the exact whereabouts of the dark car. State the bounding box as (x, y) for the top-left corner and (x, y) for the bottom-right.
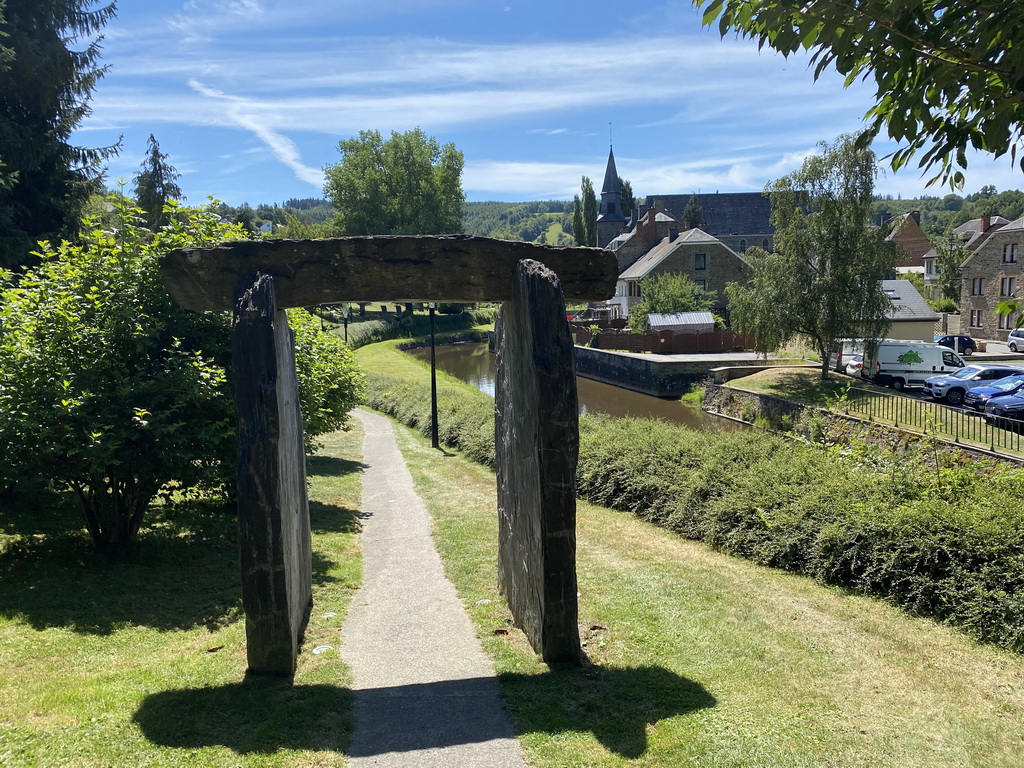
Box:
(934, 334), (977, 355)
(963, 372), (1024, 411)
(984, 393), (1024, 431)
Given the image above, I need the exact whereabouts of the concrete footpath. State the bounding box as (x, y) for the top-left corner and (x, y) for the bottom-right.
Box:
(341, 409), (526, 767)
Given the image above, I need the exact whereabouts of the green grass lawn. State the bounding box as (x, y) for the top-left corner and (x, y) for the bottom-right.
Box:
(386, 416), (1024, 768)
(0, 426), (364, 768)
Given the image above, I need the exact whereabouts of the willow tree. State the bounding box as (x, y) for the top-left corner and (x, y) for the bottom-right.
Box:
(727, 135), (898, 379)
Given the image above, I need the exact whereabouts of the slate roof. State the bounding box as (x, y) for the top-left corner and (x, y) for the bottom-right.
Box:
(638, 192), (775, 236)
(953, 215), (1011, 251)
(619, 228), (732, 280)
(882, 279), (939, 323)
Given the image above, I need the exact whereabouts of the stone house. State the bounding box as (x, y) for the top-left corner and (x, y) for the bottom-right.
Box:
(959, 216), (1024, 338)
(923, 214), (1009, 298)
(608, 227), (749, 318)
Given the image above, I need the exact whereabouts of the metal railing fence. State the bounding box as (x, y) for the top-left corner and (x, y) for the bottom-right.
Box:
(841, 386), (1024, 455)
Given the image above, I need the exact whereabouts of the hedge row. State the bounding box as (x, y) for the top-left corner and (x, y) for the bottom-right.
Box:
(364, 372), (1024, 651)
(347, 308), (497, 349)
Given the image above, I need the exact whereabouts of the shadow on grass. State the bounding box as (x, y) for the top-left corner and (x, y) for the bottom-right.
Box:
(0, 459), (359, 634)
(500, 664), (716, 759)
(306, 454), (365, 480)
(133, 666), (713, 759)
(133, 678), (353, 755)
(746, 369), (850, 405)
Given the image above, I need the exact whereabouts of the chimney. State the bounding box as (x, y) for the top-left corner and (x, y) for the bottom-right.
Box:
(982, 212), (991, 231)
(646, 208), (658, 248)
(669, 227), (680, 242)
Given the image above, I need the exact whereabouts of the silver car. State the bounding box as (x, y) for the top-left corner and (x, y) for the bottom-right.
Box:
(922, 364), (1024, 406)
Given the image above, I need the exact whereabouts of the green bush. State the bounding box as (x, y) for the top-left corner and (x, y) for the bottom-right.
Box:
(365, 370), (1024, 650)
(347, 308), (496, 348)
(0, 199), (365, 553)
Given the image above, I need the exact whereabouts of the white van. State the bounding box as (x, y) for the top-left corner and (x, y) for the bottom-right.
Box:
(864, 340), (966, 390)
(828, 338), (867, 373)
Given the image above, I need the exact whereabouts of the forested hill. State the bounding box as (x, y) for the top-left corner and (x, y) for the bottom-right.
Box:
(872, 187), (1024, 238)
(463, 200), (574, 244)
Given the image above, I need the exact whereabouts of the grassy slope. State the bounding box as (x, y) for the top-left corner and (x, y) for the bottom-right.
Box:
(353, 341), (1024, 767)
(391, 418), (1024, 768)
(0, 426), (364, 768)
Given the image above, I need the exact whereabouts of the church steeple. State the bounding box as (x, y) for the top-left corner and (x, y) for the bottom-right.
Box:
(597, 145), (625, 248)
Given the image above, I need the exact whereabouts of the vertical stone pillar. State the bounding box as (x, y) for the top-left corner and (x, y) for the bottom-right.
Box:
(495, 259), (581, 664)
(232, 273), (312, 676)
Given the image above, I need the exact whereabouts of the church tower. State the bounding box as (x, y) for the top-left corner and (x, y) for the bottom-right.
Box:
(596, 146), (625, 248)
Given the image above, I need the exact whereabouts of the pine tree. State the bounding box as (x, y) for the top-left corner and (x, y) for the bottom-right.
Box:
(133, 134), (183, 229)
(0, 0), (118, 270)
(683, 194), (702, 229)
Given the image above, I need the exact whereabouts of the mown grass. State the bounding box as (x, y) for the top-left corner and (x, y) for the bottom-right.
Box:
(0, 426), (364, 768)
(387, 417), (1024, 768)
(728, 365), (854, 403)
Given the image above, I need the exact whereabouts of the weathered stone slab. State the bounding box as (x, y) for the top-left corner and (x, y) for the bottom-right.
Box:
(495, 259), (581, 664)
(160, 235), (617, 311)
(232, 273), (312, 676)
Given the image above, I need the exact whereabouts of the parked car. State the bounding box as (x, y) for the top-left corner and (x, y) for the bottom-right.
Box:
(845, 353), (864, 377)
(984, 393), (1024, 431)
(922, 364), (1024, 405)
(934, 334), (977, 355)
(1008, 328), (1024, 353)
(963, 372), (1024, 411)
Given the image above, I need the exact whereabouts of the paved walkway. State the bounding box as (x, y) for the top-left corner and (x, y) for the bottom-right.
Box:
(340, 409), (525, 767)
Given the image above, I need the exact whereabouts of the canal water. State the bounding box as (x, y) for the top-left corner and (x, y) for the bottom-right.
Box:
(407, 341), (738, 431)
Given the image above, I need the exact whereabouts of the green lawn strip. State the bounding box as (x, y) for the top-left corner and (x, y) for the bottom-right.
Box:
(386, 417), (1024, 768)
(0, 425), (364, 768)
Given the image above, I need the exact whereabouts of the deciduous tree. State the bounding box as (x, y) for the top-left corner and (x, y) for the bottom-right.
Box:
(0, 0), (118, 270)
(694, 0), (1024, 186)
(629, 272), (716, 330)
(727, 135), (897, 379)
(324, 128), (464, 235)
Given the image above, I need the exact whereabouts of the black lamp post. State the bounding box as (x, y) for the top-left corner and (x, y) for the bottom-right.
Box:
(429, 302), (439, 449)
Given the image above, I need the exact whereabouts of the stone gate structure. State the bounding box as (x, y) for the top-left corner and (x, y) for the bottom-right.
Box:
(161, 235), (617, 673)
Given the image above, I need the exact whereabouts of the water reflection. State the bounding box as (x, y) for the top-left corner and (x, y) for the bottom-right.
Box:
(407, 342), (738, 431)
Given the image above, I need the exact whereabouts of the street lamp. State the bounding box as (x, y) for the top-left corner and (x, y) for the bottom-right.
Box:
(429, 302), (439, 449)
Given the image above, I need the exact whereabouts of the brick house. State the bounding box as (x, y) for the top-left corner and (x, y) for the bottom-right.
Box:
(608, 227), (749, 318)
(885, 211), (931, 273)
(958, 216), (1024, 338)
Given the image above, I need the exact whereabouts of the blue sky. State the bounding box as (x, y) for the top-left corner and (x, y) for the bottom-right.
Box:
(76, 0), (1023, 207)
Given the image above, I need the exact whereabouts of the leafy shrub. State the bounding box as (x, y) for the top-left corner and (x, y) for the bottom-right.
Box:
(0, 199), (365, 553)
(347, 308), (496, 348)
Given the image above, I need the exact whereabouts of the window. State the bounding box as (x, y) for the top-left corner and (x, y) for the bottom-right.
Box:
(1004, 243), (1019, 263)
(925, 259), (935, 276)
(1000, 313), (1017, 330)
(694, 253), (707, 270)
(970, 309), (985, 328)
(628, 281), (641, 297)
(971, 277), (986, 295)
(738, 239), (747, 252)
(694, 279), (707, 291)
(1002, 276), (1017, 297)
(943, 351), (960, 367)
(762, 238), (770, 249)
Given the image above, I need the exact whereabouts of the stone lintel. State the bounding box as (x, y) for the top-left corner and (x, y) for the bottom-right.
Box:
(160, 235), (617, 311)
